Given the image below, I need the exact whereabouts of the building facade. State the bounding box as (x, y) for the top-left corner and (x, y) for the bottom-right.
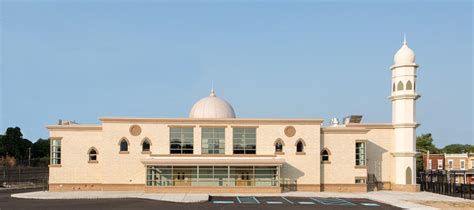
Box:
(47, 40), (420, 193)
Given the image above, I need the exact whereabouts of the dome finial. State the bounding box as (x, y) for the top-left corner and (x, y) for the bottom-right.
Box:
(403, 33), (407, 45)
(210, 81), (216, 97)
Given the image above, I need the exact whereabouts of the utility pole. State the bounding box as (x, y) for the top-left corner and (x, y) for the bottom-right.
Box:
(28, 147), (31, 167)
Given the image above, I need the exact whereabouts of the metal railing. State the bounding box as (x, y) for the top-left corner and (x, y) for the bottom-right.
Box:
(419, 170), (473, 200)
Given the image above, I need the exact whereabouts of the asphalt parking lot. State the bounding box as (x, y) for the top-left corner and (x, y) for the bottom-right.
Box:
(0, 189), (401, 210)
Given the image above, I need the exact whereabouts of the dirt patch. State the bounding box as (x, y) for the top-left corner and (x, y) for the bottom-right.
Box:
(412, 200), (474, 210)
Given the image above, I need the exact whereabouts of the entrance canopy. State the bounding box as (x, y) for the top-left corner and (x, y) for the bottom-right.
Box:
(141, 156), (285, 166)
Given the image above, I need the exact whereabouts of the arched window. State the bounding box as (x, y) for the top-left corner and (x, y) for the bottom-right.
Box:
(392, 83), (395, 92)
(397, 81), (404, 91)
(88, 148), (98, 162)
(119, 139), (128, 152)
(406, 80), (413, 90)
(142, 138), (151, 152)
(275, 142), (283, 152)
(321, 148), (330, 162)
(296, 139), (305, 153)
(274, 139), (284, 153)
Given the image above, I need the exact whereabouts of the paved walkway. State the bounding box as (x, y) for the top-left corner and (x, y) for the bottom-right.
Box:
(11, 190), (474, 209)
(11, 191), (209, 203)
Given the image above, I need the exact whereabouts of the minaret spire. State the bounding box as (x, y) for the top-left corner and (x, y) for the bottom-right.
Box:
(403, 33), (407, 45)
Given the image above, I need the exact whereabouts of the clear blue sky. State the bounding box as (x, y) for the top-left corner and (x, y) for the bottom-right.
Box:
(1, 1), (472, 147)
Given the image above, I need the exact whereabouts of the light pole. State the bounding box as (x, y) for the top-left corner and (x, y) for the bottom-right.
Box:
(416, 149), (430, 171)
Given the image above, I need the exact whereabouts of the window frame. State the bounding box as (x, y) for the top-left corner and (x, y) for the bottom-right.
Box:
(141, 138), (151, 153)
(321, 148), (331, 163)
(274, 139), (284, 154)
(355, 140), (366, 167)
(232, 127), (257, 155)
(88, 147), (98, 163)
(119, 138), (130, 154)
(448, 159), (453, 170)
(438, 159), (443, 170)
(428, 159), (432, 170)
(50, 137), (62, 165)
(460, 160), (465, 170)
(201, 127), (225, 155)
(170, 127), (194, 154)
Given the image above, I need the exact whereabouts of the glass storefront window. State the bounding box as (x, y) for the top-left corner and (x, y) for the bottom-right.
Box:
(146, 165), (279, 187)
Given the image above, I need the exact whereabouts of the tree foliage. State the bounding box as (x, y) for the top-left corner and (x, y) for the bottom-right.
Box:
(416, 133), (441, 153)
(32, 138), (50, 158)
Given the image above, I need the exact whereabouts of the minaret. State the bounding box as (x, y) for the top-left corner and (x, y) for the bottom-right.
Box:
(390, 35), (420, 188)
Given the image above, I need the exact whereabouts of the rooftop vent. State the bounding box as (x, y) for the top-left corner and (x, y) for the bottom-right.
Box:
(330, 118), (340, 127)
(58, 120), (79, 125)
(343, 115), (363, 124)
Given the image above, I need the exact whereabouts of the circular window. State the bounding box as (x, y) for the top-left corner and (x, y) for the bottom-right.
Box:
(129, 125), (142, 136)
(284, 126), (296, 137)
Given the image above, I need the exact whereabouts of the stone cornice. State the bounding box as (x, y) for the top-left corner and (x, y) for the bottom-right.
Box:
(388, 94), (421, 101)
(393, 123), (420, 128)
(345, 123), (394, 129)
(391, 152), (417, 157)
(99, 117), (324, 125)
(390, 63), (419, 70)
(46, 125), (102, 131)
(321, 127), (370, 134)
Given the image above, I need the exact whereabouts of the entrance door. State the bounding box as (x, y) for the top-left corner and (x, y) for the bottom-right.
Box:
(235, 170), (252, 186)
(173, 170), (192, 186)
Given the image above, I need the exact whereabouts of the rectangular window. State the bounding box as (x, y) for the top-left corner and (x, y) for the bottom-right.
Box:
(233, 128), (256, 154)
(472, 160), (474, 169)
(438, 159), (443, 169)
(51, 139), (61, 165)
(460, 160), (465, 170)
(355, 178), (366, 184)
(170, 128), (194, 154)
(355, 142), (366, 166)
(201, 128), (225, 154)
(428, 159), (432, 170)
(448, 160), (453, 170)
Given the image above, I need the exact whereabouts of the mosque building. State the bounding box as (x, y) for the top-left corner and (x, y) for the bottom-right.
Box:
(47, 39), (420, 192)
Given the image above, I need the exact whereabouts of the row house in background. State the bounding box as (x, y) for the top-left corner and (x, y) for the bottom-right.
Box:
(423, 153), (474, 184)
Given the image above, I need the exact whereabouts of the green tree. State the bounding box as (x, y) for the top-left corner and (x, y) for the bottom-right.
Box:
(416, 133), (441, 172)
(1, 127), (23, 157)
(441, 144), (474, 153)
(416, 133), (440, 153)
(32, 138), (50, 158)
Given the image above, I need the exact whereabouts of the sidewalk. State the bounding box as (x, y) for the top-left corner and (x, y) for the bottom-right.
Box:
(11, 191), (209, 203)
(11, 190), (474, 209)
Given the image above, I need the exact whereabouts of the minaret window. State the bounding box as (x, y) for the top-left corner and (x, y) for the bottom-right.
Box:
(406, 80), (413, 90)
(397, 81), (404, 91)
(392, 83), (396, 92)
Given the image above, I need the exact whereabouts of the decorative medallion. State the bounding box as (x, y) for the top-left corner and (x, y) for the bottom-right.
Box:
(284, 126), (296, 137)
(129, 125), (142, 136)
